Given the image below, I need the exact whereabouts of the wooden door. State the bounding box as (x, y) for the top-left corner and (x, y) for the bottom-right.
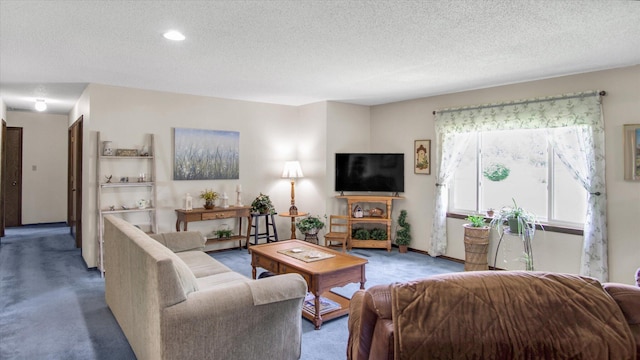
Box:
(1, 120), (6, 237)
(5, 127), (22, 227)
(67, 117), (83, 248)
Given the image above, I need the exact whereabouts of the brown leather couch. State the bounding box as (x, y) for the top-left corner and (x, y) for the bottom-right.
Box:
(347, 271), (640, 360)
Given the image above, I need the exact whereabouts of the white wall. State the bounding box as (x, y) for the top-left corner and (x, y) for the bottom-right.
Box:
(325, 102), (371, 216)
(6, 111), (68, 224)
(371, 65), (640, 285)
(79, 84), (320, 267)
(72, 66), (638, 284)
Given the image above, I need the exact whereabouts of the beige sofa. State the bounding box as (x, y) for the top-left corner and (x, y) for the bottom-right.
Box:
(103, 215), (307, 360)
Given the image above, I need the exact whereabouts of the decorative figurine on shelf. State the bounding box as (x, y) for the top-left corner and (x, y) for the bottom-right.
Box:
(140, 145), (150, 157)
(137, 199), (148, 209)
(353, 204), (364, 218)
(185, 193), (193, 211)
(235, 184), (243, 206)
(221, 192), (229, 208)
(103, 141), (113, 156)
(104, 175), (113, 183)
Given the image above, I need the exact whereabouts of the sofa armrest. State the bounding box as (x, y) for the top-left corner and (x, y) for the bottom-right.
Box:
(603, 283), (640, 359)
(603, 283), (640, 324)
(348, 284), (393, 360)
(149, 231), (206, 253)
(347, 290), (365, 360)
(161, 276), (307, 359)
(248, 273), (308, 305)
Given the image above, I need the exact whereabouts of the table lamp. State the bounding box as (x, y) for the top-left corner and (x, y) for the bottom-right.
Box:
(282, 161), (303, 215)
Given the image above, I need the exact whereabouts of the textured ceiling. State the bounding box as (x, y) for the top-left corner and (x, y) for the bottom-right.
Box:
(1, 0), (640, 114)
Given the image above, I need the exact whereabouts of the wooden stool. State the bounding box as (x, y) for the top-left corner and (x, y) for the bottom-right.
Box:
(324, 215), (349, 252)
(249, 213), (278, 247)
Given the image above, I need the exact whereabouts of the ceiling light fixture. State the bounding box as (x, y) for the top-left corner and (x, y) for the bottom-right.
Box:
(35, 99), (47, 112)
(163, 30), (185, 41)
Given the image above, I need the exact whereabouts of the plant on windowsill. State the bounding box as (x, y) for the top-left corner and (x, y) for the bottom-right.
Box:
(395, 210), (411, 253)
(200, 189), (219, 209)
(250, 193), (276, 214)
(489, 198), (541, 271)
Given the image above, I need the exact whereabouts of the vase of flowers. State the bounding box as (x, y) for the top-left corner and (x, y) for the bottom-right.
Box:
(200, 189), (219, 209)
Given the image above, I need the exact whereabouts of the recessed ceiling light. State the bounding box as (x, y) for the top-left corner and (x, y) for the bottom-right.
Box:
(163, 30), (185, 41)
(35, 99), (47, 112)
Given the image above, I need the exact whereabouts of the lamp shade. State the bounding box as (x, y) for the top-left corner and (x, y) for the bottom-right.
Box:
(282, 161), (303, 179)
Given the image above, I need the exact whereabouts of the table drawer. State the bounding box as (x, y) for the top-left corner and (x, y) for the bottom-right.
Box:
(202, 211), (237, 220)
(254, 255), (279, 273)
(280, 264), (311, 285)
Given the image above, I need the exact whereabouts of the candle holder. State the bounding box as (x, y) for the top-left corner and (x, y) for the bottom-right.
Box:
(235, 189), (243, 206)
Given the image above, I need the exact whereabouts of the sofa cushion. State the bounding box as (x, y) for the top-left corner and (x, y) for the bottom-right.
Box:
(196, 272), (251, 289)
(391, 271), (636, 360)
(175, 251), (233, 278)
(137, 232), (200, 298)
(149, 231), (205, 253)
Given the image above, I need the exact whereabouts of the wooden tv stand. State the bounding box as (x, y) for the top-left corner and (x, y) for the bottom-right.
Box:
(336, 195), (403, 252)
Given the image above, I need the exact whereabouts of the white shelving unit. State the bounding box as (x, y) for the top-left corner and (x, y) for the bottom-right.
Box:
(96, 132), (157, 276)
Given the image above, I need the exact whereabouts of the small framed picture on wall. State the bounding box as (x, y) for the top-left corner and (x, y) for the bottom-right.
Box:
(414, 140), (431, 175)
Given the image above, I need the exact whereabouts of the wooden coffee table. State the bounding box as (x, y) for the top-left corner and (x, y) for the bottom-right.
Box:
(249, 239), (367, 329)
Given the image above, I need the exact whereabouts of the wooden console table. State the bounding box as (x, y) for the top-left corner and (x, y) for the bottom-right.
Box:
(175, 206), (252, 250)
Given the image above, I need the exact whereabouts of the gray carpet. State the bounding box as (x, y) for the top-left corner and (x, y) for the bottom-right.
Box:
(0, 224), (463, 359)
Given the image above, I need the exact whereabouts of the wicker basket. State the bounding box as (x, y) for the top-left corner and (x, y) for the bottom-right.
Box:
(463, 225), (490, 271)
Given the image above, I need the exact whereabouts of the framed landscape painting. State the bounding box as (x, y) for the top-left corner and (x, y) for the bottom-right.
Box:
(173, 128), (240, 180)
(414, 140), (431, 175)
(623, 124), (640, 181)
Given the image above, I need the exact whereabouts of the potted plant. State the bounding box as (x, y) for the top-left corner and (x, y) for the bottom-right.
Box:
(215, 228), (233, 239)
(489, 198), (538, 235)
(295, 215), (325, 236)
(200, 189), (219, 209)
(489, 198), (540, 271)
(395, 210), (411, 253)
(463, 214), (490, 271)
(250, 193), (276, 214)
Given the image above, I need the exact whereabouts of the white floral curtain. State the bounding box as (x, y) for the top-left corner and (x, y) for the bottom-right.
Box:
(548, 124), (607, 281)
(431, 91), (608, 281)
(429, 132), (471, 256)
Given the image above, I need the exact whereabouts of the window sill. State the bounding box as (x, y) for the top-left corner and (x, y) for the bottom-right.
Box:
(447, 212), (583, 236)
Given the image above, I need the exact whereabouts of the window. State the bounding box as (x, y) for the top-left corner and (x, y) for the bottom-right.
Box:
(431, 90), (606, 281)
(450, 128), (587, 227)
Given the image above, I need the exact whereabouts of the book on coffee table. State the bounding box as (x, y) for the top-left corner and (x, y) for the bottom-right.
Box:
(303, 293), (342, 315)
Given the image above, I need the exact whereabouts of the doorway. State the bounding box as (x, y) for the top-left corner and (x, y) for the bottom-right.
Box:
(1, 119), (6, 237)
(67, 116), (83, 248)
(5, 127), (23, 227)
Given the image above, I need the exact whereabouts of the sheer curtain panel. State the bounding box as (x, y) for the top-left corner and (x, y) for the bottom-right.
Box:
(430, 91), (607, 281)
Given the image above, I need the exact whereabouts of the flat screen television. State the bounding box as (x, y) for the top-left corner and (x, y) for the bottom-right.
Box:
(335, 153), (404, 194)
